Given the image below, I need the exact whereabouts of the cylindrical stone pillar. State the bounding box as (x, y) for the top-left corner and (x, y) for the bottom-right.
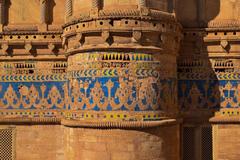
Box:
(65, 0), (73, 20)
(92, 0), (100, 9)
(62, 1), (182, 160)
(40, 0), (47, 24)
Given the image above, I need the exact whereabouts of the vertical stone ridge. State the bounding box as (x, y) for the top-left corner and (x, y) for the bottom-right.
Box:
(65, 0), (73, 21)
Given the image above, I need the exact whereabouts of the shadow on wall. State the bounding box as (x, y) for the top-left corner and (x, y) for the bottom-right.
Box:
(176, 0), (221, 121)
(176, 1), (221, 159)
(47, 0), (56, 24)
(204, 0), (221, 23)
(176, 0), (220, 28)
(5, 0), (11, 25)
(116, 1), (221, 160)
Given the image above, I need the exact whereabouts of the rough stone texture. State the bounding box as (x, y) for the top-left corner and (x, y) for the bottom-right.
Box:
(0, 0), (239, 159)
(64, 124), (180, 160)
(213, 125), (240, 160)
(15, 125), (64, 160)
(11, 124), (180, 160)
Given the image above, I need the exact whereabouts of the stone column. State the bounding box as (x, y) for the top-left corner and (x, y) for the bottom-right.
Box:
(0, 0), (5, 32)
(138, 0), (147, 8)
(91, 0), (100, 17)
(65, 0), (72, 22)
(40, 0), (47, 24)
(39, 0), (47, 31)
(92, 0), (100, 9)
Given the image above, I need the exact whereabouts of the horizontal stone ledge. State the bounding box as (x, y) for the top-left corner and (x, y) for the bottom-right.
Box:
(63, 29), (174, 38)
(0, 55), (66, 60)
(0, 40), (62, 45)
(66, 46), (177, 57)
(61, 119), (178, 128)
(0, 118), (61, 125)
(1, 31), (62, 35)
(3, 25), (63, 32)
(4, 25), (38, 32)
(210, 116), (240, 124)
(0, 118), (180, 128)
(64, 9), (175, 27)
(204, 37), (240, 43)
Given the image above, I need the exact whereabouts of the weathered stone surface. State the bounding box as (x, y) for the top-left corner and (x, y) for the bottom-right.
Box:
(0, 0), (238, 160)
(63, 125), (180, 160)
(15, 125), (64, 160)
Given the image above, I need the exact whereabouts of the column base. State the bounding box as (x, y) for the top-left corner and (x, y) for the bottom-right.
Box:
(38, 24), (47, 32)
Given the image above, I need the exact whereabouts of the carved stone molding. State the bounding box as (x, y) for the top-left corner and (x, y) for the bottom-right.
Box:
(62, 119), (178, 128)
(0, 32), (63, 58)
(63, 9), (175, 28)
(63, 19), (181, 55)
(0, 0), (182, 128)
(220, 40), (229, 50)
(1, 43), (8, 55)
(48, 43), (55, 51)
(25, 43), (32, 54)
(132, 31), (142, 43)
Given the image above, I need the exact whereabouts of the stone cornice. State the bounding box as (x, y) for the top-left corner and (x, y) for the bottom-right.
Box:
(0, 31), (64, 58)
(0, 118), (61, 124)
(64, 9), (176, 28)
(210, 109), (240, 124)
(63, 18), (182, 56)
(208, 20), (240, 28)
(0, 110), (179, 128)
(61, 118), (178, 128)
(210, 116), (240, 124)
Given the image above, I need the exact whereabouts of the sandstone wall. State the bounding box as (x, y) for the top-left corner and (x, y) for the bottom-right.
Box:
(213, 125), (240, 160)
(64, 124), (180, 160)
(15, 125), (64, 160)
